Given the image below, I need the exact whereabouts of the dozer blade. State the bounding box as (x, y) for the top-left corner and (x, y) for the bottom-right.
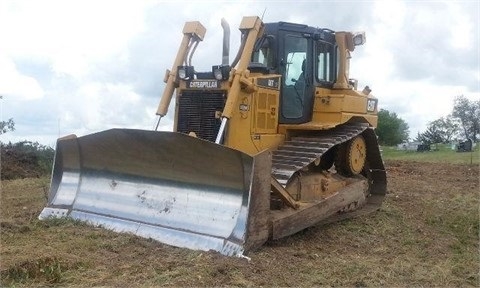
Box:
(39, 129), (271, 256)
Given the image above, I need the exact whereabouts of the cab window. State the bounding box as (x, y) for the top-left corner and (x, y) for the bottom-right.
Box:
(284, 36), (307, 86)
(252, 38), (275, 68)
(316, 41), (335, 84)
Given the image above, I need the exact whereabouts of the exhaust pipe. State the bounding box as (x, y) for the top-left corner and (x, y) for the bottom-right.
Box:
(221, 18), (230, 65)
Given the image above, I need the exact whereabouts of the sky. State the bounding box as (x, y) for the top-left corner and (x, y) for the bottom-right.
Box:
(0, 0), (479, 146)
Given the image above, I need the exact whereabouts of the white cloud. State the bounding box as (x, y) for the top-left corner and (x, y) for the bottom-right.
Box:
(0, 0), (146, 78)
(373, 0), (406, 30)
(0, 0), (478, 145)
(56, 81), (151, 132)
(0, 56), (44, 100)
(445, 1), (474, 50)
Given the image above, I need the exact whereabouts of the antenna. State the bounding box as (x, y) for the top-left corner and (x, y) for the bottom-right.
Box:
(261, 8), (267, 21)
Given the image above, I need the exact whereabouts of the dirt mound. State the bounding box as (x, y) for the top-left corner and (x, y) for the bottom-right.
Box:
(1, 147), (41, 180)
(0, 142), (54, 180)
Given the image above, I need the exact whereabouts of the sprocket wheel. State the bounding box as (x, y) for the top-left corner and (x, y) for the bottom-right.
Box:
(335, 135), (367, 176)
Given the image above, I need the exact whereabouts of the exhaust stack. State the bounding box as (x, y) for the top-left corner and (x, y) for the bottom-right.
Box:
(221, 18), (230, 65)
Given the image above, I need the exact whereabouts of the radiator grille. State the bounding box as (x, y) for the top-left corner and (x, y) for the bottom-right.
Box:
(177, 92), (225, 142)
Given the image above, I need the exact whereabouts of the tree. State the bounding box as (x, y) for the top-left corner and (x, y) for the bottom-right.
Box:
(452, 95), (480, 142)
(415, 116), (459, 144)
(0, 118), (15, 134)
(376, 109), (410, 146)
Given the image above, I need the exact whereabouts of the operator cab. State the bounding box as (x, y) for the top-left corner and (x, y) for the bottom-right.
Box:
(251, 22), (337, 124)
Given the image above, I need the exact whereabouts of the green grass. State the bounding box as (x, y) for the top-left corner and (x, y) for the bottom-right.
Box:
(381, 143), (479, 164)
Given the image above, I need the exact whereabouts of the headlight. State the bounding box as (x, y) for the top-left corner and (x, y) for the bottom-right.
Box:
(177, 66), (194, 80)
(213, 68), (223, 80)
(212, 65), (230, 80)
(353, 32), (366, 46)
(178, 67), (187, 79)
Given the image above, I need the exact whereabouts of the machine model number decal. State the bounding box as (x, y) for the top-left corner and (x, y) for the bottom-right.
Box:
(366, 99), (378, 112)
(257, 77), (280, 90)
(188, 80), (219, 89)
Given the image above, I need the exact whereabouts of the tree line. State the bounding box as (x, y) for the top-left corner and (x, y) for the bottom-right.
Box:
(376, 95), (479, 146)
(415, 95), (479, 144)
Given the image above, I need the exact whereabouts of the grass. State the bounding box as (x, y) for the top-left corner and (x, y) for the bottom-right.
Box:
(381, 143), (479, 164)
(1, 256), (65, 285)
(1, 160), (479, 287)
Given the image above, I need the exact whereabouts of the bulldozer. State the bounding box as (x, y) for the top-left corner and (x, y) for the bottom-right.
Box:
(40, 16), (386, 256)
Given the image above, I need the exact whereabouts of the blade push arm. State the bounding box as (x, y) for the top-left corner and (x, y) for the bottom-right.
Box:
(155, 21), (206, 121)
(216, 16), (264, 143)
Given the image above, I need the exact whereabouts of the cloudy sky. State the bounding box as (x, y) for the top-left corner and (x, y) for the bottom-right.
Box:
(1, 0), (478, 146)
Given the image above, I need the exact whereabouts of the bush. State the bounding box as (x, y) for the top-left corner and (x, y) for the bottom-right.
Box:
(0, 141), (55, 180)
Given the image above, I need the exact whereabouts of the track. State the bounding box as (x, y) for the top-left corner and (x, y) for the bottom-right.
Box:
(270, 122), (387, 221)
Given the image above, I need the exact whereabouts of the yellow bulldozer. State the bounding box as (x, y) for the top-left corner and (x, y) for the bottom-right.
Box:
(40, 16), (386, 256)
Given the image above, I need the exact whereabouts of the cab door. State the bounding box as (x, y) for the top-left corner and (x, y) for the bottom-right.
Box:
(278, 32), (314, 124)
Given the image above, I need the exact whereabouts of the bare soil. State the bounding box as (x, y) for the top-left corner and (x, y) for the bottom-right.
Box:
(1, 160), (479, 287)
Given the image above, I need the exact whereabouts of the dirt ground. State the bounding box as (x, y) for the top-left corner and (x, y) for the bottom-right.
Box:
(1, 160), (479, 287)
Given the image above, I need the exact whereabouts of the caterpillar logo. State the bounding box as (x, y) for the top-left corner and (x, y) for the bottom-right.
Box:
(188, 80), (219, 89)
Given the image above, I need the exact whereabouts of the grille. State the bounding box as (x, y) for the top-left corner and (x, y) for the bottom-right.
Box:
(177, 91), (225, 142)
